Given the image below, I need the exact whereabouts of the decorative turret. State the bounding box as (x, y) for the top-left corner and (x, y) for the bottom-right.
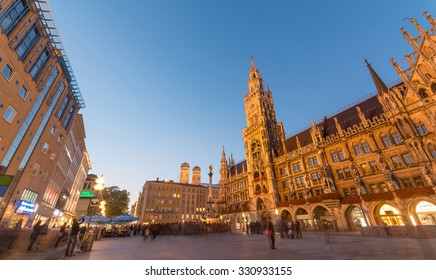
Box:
(219, 147), (228, 180)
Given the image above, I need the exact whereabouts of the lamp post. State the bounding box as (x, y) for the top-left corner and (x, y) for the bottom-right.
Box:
(87, 175), (105, 227)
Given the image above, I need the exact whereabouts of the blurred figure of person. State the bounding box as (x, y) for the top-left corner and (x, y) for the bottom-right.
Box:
(65, 218), (83, 257)
(8, 218), (23, 250)
(54, 222), (67, 247)
(27, 220), (42, 251)
(295, 220), (302, 238)
(288, 220), (294, 239)
(265, 217), (276, 251)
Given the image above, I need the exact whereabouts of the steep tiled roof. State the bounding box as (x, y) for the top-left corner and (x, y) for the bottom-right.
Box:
(284, 95), (383, 152)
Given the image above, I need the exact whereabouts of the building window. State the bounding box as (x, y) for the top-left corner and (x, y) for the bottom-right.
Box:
(292, 162), (302, 172)
(17, 85), (28, 100)
(362, 143), (371, 153)
(41, 142), (49, 154)
(401, 153), (414, 166)
(369, 161), (380, 173)
(16, 25), (40, 60)
(344, 167), (352, 178)
(0, 0), (29, 35)
(392, 133), (402, 144)
(49, 151), (56, 161)
(391, 156), (404, 169)
(360, 163), (371, 175)
(2, 105), (17, 123)
(30, 49), (49, 79)
(307, 156), (318, 167)
(338, 151), (345, 160)
(430, 149), (436, 159)
(50, 126), (56, 135)
(369, 184), (380, 194)
(379, 182), (389, 192)
(30, 162), (40, 176)
(401, 178), (413, 188)
(20, 188), (38, 203)
(354, 145), (363, 155)
(336, 169), (345, 180)
(40, 169), (48, 181)
(415, 123), (429, 135)
(63, 107), (75, 128)
(382, 136), (392, 148)
(311, 172), (321, 181)
(331, 153), (339, 162)
(42, 186), (58, 208)
(56, 96), (70, 119)
(413, 176), (425, 187)
(2, 64), (14, 80)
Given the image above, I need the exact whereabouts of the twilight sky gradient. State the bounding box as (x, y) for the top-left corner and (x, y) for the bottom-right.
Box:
(48, 0), (435, 205)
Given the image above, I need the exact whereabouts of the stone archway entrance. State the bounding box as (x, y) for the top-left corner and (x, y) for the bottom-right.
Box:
(375, 204), (404, 226)
(281, 209), (292, 222)
(313, 206), (337, 231)
(345, 205), (366, 231)
(295, 208), (312, 230)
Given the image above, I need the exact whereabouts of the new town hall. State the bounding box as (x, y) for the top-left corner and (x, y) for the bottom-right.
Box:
(218, 12), (436, 232)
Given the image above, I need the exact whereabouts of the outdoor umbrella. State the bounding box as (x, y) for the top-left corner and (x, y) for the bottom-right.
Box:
(111, 213), (138, 223)
(83, 214), (111, 224)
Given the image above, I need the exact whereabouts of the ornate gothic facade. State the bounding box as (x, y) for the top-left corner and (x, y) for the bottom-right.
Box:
(218, 12), (436, 232)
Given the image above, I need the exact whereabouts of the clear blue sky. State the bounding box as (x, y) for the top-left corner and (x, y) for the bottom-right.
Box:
(48, 0), (435, 205)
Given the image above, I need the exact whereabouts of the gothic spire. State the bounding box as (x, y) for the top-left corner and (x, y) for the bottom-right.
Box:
(365, 59), (389, 94)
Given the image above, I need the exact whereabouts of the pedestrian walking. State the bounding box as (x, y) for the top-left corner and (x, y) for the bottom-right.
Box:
(27, 220), (42, 251)
(7, 218), (23, 250)
(65, 218), (83, 257)
(265, 218), (276, 251)
(54, 222), (67, 247)
(295, 220), (302, 238)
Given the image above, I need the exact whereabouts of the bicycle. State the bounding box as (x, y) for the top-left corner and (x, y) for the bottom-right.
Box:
(77, 231), (94, 252)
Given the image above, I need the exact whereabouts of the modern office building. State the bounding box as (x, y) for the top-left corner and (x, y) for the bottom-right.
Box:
(136, 163), (220, 224)
(0, 0), (89, 228)
(219, 12), (436, 232)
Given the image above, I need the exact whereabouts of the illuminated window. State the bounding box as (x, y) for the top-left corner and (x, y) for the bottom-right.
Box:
(42, 186), (58, 208)
(20, 188), (38, 203)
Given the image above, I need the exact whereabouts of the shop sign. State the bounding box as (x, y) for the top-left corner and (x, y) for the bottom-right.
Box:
(15, 200), (35, 214)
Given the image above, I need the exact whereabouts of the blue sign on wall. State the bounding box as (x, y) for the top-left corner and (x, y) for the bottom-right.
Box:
(15, 200), (35, 214)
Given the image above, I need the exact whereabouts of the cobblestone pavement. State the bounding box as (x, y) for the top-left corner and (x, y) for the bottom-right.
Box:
(1, 231), (436, 260)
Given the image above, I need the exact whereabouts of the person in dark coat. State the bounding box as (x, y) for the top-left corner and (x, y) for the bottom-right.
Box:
(27, 220), (42, 251)
(65, 218), (83, 257)
(295, 220), (302, 238)
(266, 218), (276, 251)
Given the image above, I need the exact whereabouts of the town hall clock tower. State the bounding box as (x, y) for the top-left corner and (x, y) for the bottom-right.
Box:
(242, 58), (286, 219)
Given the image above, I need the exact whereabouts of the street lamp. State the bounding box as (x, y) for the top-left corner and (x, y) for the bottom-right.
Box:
(87, 175), (106, 227)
